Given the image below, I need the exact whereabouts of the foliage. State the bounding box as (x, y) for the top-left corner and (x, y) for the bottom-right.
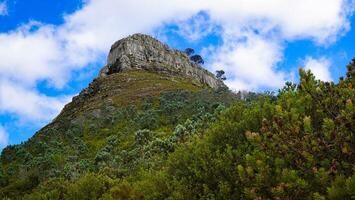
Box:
(0, 84), (235, 199)
(184, 48), (195, 56)
(190, 54), (204, 65)
(1, 59), (354, 199)
(216, 70), (227, 81)
(130, 61), (355, 199)
(184, 48), (205, 65)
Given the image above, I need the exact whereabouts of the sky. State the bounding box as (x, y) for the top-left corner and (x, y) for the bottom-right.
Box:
(0, 0), (354, 150)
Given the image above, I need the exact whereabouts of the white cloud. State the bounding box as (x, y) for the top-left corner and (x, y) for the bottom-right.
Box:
(0, 0), (197, 88)
(0, 80), (71, 123)
(174, 12), (219, 41)
(303, 57), (333, 81)
(202, 0), (352, 44)
(157, 0), (351, 90)
(0, 22), (68, 87)
(209, 32), (286, 90)
(0, 126), (9, 148)
(1, 0), (351, 88)
(0, 1), (7, 16)
(0, 0), (353, 125)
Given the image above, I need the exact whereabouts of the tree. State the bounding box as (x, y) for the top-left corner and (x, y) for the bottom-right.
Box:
(215, 70), (227, 81)
(190, 55), (204, 65)
(184, 48), (195, 56)
(135, 129), (153, 146)
(346, 57), (354, 79)
(184, 48), (205, 65)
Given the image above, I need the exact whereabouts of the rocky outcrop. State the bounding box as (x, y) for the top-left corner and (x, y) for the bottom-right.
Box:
(99, 33), (224, 89)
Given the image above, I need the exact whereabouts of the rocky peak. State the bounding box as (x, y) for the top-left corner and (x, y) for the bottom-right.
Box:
(99, 33), (224, 89)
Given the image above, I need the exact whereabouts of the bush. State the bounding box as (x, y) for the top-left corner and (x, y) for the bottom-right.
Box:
(135, 129), (153, 146)
(65, 173), (113, 200)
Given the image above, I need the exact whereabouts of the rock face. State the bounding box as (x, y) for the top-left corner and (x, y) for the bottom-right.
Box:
(99, 33), (224, 89)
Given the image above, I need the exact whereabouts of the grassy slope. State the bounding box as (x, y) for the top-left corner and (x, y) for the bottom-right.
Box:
(0, 70), (236, 198)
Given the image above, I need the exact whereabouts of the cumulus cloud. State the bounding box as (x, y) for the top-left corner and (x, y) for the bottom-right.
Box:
(303, 57), (333, 81)
(202, 0), (352, 44)
(0, 126), (9, 148)
(0, 0), (353, 124)
(209, 32), (286, 90)
(0, 80), (71, 122)
(1, 0), (351, 86)
(174, 12), (219, 41)
(0, 0), (197, 88)
(160, 0), (351, 90)
(0, 22), (67, 87)
(0, 1), (7, 16)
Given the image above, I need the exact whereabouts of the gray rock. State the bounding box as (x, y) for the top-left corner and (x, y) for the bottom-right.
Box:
(99, 33), (225, 89)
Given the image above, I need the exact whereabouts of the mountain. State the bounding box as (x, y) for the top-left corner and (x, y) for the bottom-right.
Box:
(57, 33), (226, 121)
(0, 34), (354, 200)
(0, 34), (236, 198)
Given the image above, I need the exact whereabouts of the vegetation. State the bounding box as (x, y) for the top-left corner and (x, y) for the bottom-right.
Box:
(0, 59), (354, 199)
(190, 55), (204, 65)
(184, 48), (195, 56)
(132, 62), (354, 199)
(184, 48), (205, 65)
(0, 78), (236, 199)
(216, 70), (227, 81)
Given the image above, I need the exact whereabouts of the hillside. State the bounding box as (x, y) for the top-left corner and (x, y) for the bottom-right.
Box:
(0, 34), (236, 199)
(0, 34), (354, 200)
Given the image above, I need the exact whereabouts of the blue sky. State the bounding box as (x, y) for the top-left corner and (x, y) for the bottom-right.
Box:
(0, 0), (354, 149)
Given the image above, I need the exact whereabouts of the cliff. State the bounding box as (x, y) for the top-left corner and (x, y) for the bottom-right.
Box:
(99, 33), (224, 89)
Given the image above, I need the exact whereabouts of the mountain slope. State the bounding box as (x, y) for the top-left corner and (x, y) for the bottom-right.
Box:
(0, 34), (236, 199)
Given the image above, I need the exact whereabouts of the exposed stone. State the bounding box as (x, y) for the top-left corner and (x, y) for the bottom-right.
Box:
(52, 34), (228, 123)
(99, 33), (225, 89)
